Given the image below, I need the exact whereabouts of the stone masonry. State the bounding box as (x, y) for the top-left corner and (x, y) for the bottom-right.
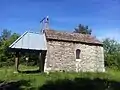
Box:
(44, 40), (105, 72)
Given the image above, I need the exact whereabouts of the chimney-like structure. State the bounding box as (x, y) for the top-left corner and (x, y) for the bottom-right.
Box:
(40, 16), (49, 33)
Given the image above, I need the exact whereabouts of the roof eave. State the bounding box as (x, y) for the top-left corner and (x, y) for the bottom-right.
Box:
(46, 38), (103, 46)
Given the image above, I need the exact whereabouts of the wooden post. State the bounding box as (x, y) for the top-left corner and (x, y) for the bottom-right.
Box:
(38, 51), (46, 73)
(41, 51), (43, 72)
(38, 52), (41, 72)
(14, 52), (19, 73)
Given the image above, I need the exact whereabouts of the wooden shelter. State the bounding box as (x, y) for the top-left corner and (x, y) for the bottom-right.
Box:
(9, 31), (47, 73)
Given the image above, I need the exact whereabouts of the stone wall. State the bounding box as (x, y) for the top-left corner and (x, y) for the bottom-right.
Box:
(75, 44), (105, 72)
(44, 40), (105, 72)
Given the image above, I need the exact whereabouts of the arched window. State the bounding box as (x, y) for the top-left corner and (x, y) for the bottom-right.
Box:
(76, 49), (81, 59)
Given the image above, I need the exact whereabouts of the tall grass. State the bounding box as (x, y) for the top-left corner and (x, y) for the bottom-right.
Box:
(0, 65), (120, 90)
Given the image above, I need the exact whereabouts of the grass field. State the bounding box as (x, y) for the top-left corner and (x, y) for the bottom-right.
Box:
(0, 65), (120, 90)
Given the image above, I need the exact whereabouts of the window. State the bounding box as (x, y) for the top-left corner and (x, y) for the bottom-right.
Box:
(76, 49), (81, 59)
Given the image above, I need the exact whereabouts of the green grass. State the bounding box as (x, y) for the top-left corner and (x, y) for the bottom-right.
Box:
(0, 65), (46, 87)
(0, 65), (120, 90)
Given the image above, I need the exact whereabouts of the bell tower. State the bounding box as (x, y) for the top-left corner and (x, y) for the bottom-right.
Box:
(40, 16), (49, 33)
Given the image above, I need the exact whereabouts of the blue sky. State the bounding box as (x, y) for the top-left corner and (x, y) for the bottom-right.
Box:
(0, 0), (120, 40)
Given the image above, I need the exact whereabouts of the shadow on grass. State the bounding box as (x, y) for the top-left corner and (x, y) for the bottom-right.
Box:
(39, 78), (120, 90)
(18, 69), (40, 74)
(0, 80), (35, 90)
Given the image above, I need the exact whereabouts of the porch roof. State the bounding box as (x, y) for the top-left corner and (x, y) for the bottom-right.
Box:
(9, 31), (47, 51)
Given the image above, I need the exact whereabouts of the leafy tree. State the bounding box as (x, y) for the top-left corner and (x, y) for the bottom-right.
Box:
(0, 29), (20, 67)
(74, 24), (92, 35)
(1, 29), (11, 41)
(103, 38), (120, 69)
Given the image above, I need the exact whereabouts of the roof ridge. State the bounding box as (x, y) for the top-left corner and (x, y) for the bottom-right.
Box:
(27, 31), (46, 35)
(48, 29), (92, 36)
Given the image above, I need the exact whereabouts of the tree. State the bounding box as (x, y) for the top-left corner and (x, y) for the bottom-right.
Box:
(0, 29), (20, 67)
(1, 29), (11, 41)
(74, 24), (92, 35)
(103, 38), (120, 69)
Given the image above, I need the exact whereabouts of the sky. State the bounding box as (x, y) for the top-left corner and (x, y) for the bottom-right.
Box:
(0, 0), (120, 40)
